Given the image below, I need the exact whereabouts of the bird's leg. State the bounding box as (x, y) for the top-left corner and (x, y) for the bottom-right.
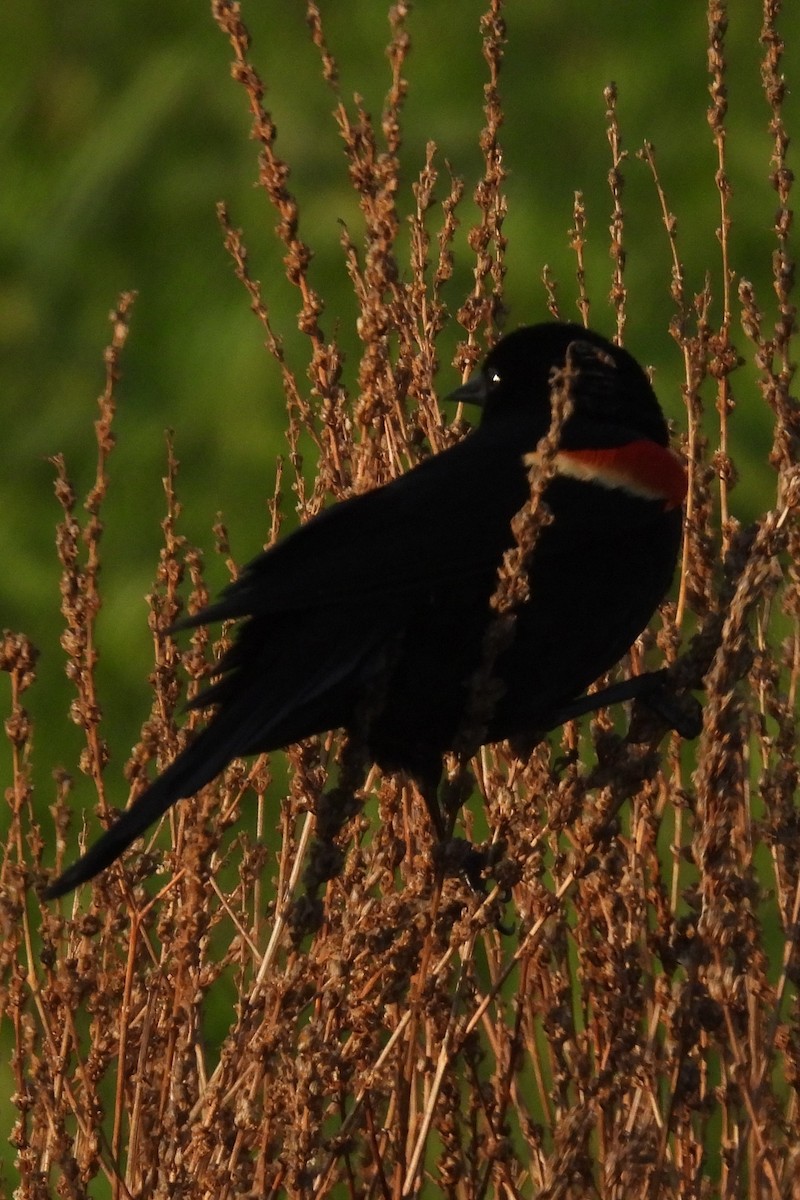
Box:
(418, 776), (446, 841)
(438, 758), (477, 835)
(543, 669), (668, 726)
(625, 677), (703, 743)
(544, 668), (701, 739)
(418, 762), (512, 931)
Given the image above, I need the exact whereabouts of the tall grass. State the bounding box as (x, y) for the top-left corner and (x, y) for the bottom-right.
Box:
(2, 1), (798, 1195)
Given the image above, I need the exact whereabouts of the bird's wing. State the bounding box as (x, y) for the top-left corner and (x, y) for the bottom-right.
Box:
(179, 427), (528, 627)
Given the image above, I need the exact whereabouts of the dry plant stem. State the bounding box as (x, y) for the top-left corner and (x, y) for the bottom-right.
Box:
(760, 3), (798, 481)
(51, 293), (136, 849)
(216, 202), (320, 516)
(604, 82), (627, 342)
(541, 264), (561, 320)
(707, 0), (735, 545)
(569, 193), (590, 326)
(182, 807), (316, 1124)
(638, 141), (697, 628)
(456, 0), (508, 371)
(212, 2), (324, 349)
(213, 2), (348, 521)
(402, 940), (475, 1194)
(1, 634), (38, 893)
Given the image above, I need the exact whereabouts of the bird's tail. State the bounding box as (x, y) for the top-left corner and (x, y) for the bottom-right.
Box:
(44, 720), (242, 900)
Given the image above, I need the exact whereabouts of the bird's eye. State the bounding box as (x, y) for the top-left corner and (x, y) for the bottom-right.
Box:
(488, 369), (502, 389)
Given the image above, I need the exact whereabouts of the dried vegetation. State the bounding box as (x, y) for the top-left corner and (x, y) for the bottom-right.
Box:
(2, 1), (800, 1196)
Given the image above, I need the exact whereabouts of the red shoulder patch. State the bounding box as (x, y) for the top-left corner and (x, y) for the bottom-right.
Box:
(555, 441), (687, 509)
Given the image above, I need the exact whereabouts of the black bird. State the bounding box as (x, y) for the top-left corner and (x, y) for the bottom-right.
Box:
(45, 322), (687, 899)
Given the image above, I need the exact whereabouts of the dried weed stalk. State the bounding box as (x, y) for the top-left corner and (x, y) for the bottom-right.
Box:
(2, 2), (799, 1197)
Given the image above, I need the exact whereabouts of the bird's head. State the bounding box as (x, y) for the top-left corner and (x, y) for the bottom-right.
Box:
(448, 322), (671, 450)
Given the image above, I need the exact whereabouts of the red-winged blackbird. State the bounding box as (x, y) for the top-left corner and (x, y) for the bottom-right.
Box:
(45, 322), (688, 900)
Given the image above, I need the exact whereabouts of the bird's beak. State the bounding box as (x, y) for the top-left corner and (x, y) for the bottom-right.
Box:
(446, 369), (488, 407)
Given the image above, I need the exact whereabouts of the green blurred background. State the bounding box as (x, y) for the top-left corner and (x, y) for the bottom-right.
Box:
(2, 1), (798, 819)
